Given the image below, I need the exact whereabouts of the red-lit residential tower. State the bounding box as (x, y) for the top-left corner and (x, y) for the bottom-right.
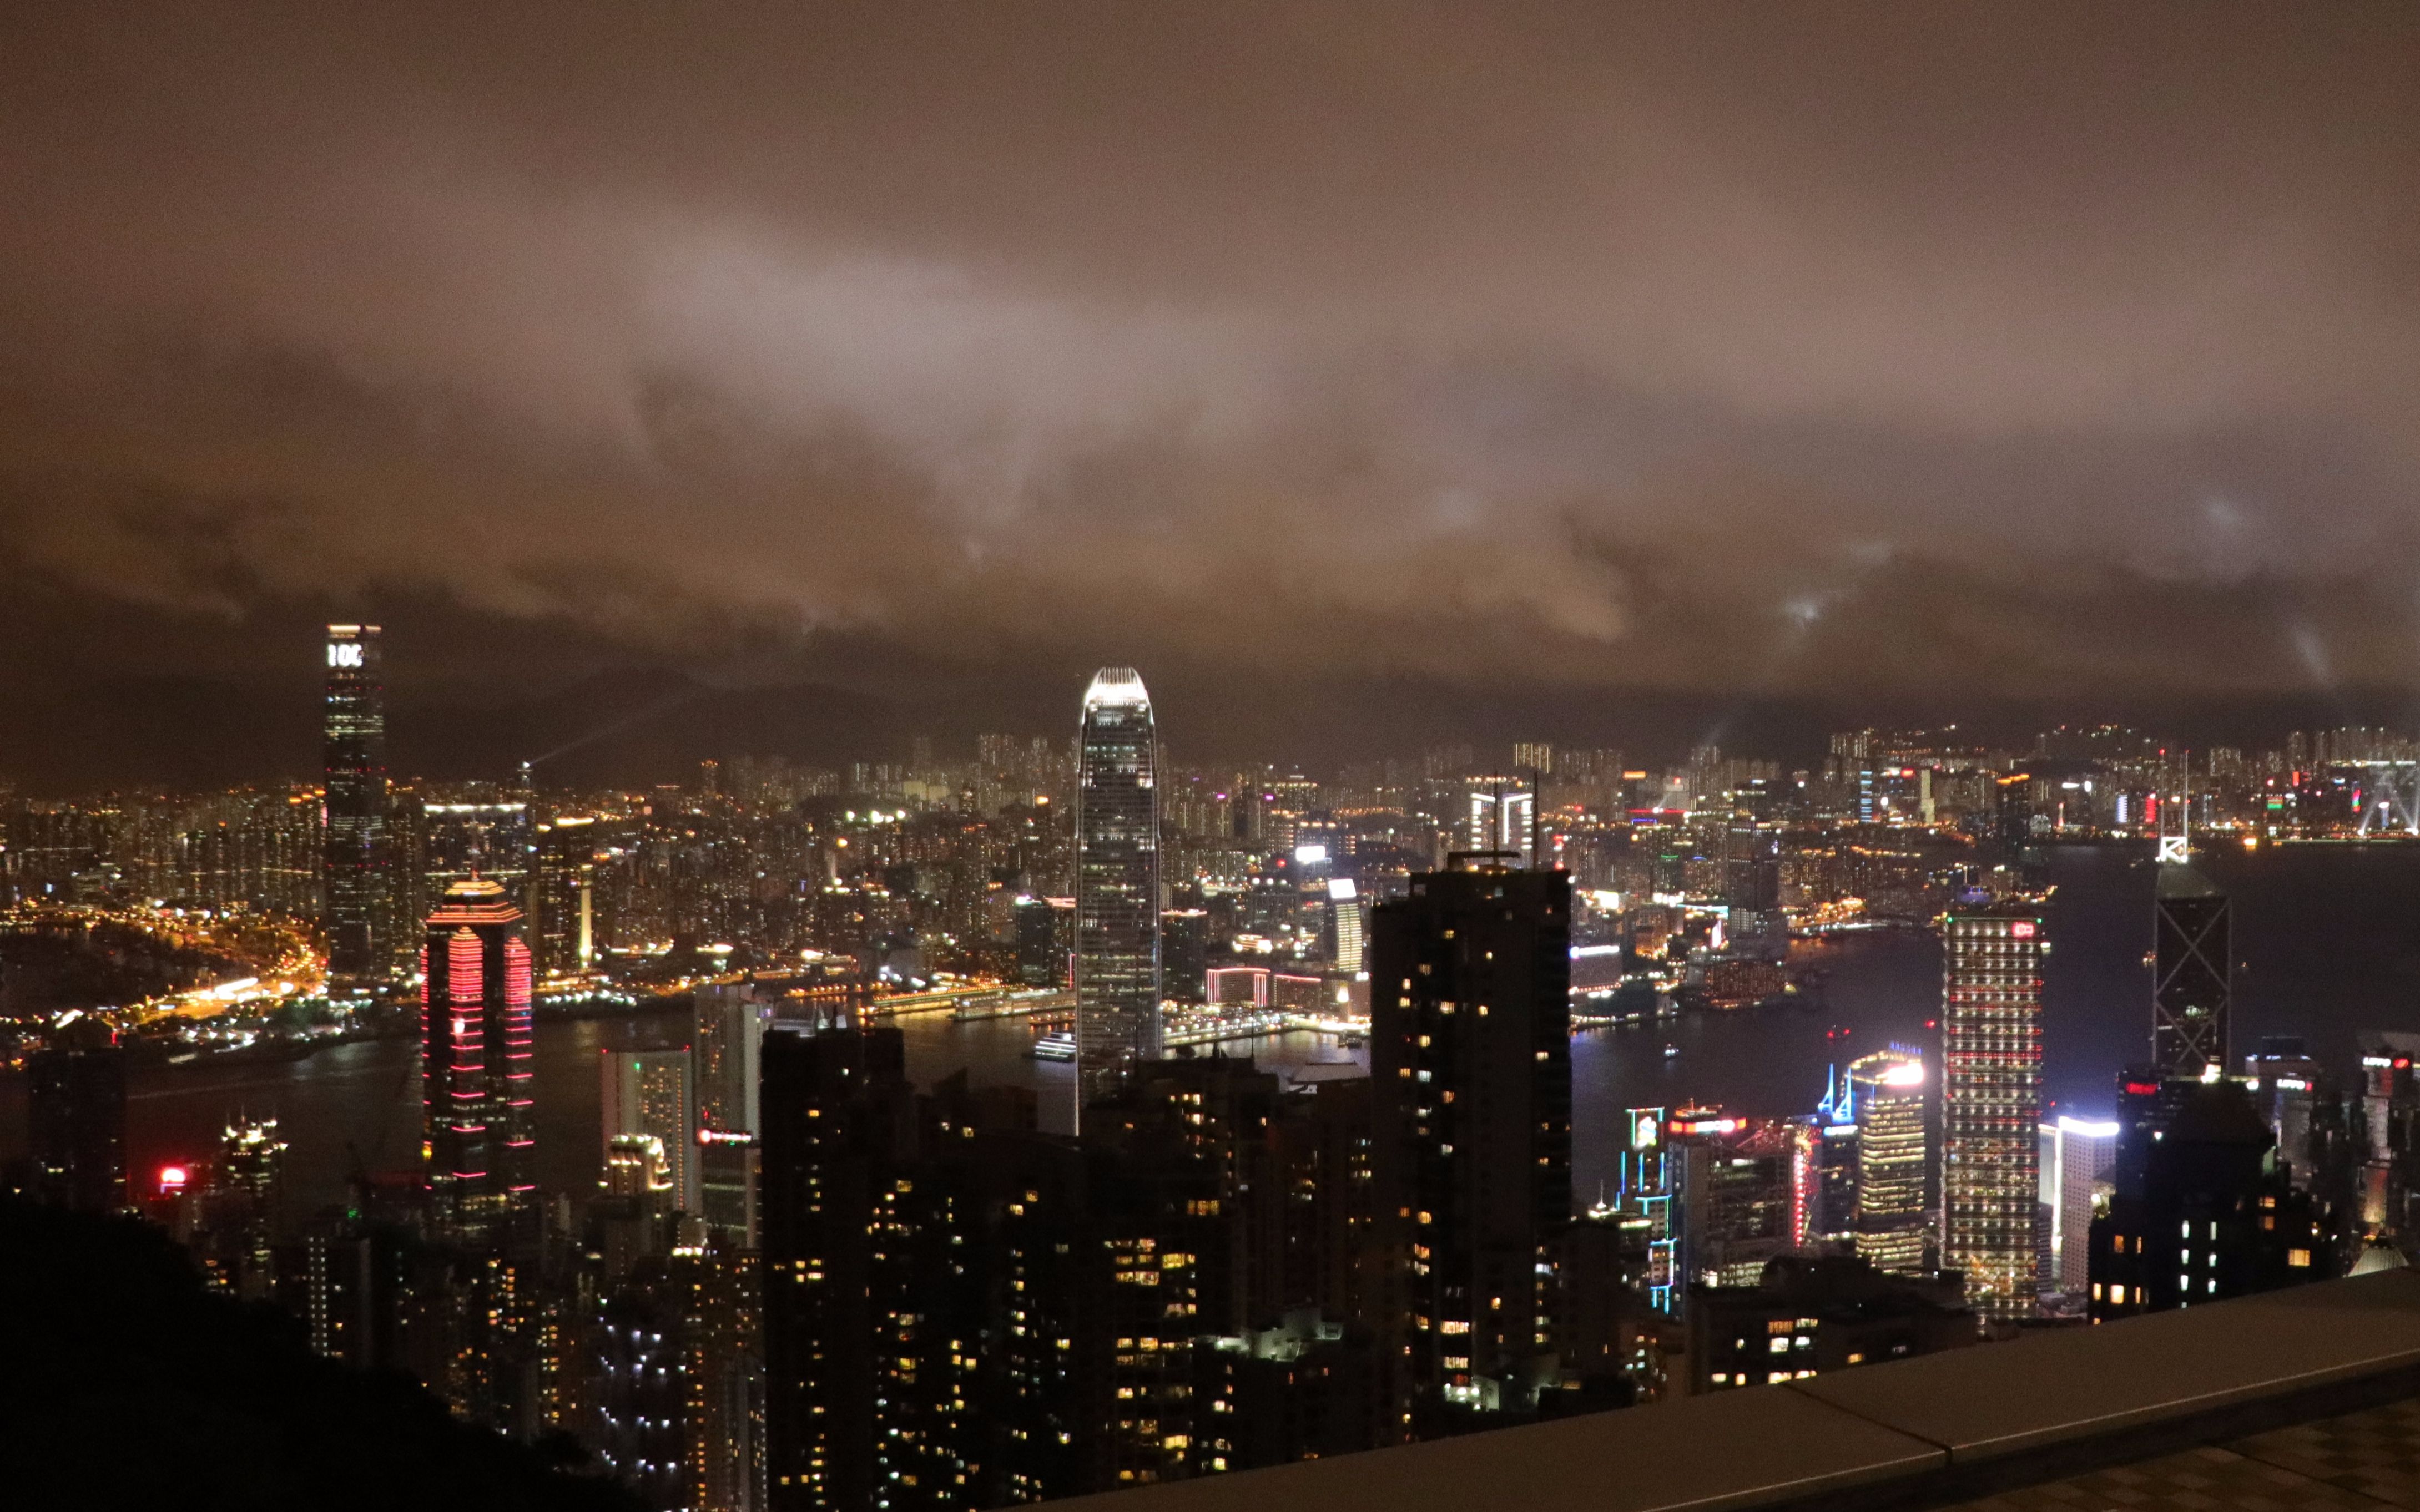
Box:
(421, 876), (536, 1241)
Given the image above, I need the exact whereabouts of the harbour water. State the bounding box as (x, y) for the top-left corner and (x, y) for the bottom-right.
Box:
(4, 843), (2417, 1215)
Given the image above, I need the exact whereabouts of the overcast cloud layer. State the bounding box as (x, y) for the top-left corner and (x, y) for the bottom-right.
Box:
(2, 2), (2419, 773)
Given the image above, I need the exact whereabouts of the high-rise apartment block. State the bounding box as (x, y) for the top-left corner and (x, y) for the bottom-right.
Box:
(1371, 863), (1572, 1418)
(1940, 902), (2046, 1318)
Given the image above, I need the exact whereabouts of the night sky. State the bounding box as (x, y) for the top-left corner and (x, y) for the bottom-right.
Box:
(2, 4), (2417, 787)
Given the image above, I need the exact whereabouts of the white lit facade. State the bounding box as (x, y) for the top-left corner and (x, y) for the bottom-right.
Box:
(1941, 906), (2047, 1318)
(1074, 667), (1162, 1114)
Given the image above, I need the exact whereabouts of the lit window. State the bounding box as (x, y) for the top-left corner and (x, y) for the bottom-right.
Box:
(2288, 1248), (2312, 1267)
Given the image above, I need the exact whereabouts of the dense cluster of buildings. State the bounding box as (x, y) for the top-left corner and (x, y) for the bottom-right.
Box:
(10, 634), (2420, 1510)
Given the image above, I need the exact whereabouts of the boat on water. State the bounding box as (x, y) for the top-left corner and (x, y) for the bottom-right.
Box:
(1663, 1043), (1681, 1059)
(1030, 1031), (1077, 1063)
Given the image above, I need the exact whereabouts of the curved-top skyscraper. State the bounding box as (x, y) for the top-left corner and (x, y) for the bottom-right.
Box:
(421, 876), (537, 1245)
(1075, 667), (1161, 1116)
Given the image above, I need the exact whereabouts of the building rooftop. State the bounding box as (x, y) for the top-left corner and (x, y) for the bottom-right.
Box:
(1070, 1270), (2420, 1512)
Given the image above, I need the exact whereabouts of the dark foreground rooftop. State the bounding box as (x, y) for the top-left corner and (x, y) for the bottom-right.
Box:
(1073, 1271), (2420, 1512)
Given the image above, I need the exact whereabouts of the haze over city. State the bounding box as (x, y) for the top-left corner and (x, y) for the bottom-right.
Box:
(4, 3), (2420, 790)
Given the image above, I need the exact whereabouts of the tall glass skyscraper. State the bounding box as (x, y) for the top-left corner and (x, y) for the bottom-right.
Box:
(1941, 902), (2046, 1318)
(322, 623), (389, 997)
(2152, 861), (2230, 1078)
(1074, 666), (1161, 1114)
(420, 876), (536, 1243)
(1849, 1048), (1928, 1274)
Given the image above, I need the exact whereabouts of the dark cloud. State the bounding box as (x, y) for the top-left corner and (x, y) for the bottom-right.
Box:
(1, 2), (2417, 782)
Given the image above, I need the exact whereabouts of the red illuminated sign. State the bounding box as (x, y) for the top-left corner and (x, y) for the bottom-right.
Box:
(2010, 921), (2036, 938)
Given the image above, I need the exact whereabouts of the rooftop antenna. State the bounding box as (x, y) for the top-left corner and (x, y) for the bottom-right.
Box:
(2156, 790), (2189, 866)
(1530, 765), (1544, 871)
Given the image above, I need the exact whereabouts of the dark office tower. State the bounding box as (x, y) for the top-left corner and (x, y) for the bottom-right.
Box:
(2152, 861), (2231, 1079)
(1995, 774), (2045, 884)
(1811, 1118), (1860, 1248)
(27, 1018), (127, 1213)
(2244, 1036), (2326, 1187)
(419, 877), (536, 1244)
(1722, 825), (1787, 960)
(2088, 1076), (2331, 1320)
(322, 623), (389, 998)
(1372, 863), (1572, 1420)
(1075, 667), (1161, 1114)
(2356, 1032), (2420, 1246)
(760, 1024), (915, 1512)
(1160, 908), (1211, 1003)
(696, 983), (768, 1245)
(1012, 894), (1075, 988)
(1673, 1117), (1799, 1288)
(1940, 902), (2046, 1319)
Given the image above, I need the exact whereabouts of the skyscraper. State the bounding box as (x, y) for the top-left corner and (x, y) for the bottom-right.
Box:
(2089, 1077), (2330, 1319)
(1327, 878), (1366, 974)
(1075, 667), (1161, 1112)
(322, 623), (389, 997)
(1849, 1049), (1927, 1275)
(695, 983), (770, 1241)
(759, 1024), (919, 1512)
(27, 1017), (126, 1213)
(2050, 1114), (2120, 1295)
(1940, 902), (2046, 1319)
(1371, 862), (1572, 1419)
(420, 876), (537, 1243)
(603, 1048), (698, 1215)
(2152, 859), (2231, 1078)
